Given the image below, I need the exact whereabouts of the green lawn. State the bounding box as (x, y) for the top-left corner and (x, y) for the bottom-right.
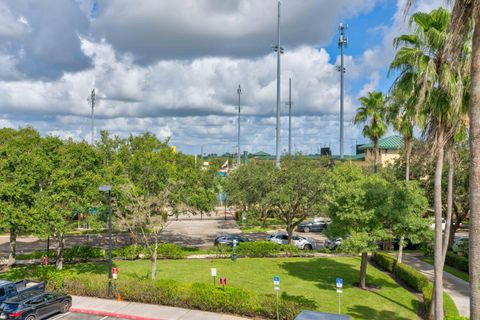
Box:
(420, 256), (469, 282)
(1, 257), (420, 319)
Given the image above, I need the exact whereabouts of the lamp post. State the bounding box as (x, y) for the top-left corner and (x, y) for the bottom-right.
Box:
(99, 185), (113, 298)
(272, 0), (284, 168)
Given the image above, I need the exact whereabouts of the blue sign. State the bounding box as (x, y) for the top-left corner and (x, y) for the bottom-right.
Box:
(273, 276), (280, 285)
(336, 277), (343, 288)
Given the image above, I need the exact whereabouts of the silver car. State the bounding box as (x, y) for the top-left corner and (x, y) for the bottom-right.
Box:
(267, 232), (317, 250)
(324, 237), (342, 250)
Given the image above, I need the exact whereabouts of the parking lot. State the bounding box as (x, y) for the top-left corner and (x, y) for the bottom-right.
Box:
(49, 313), (125, 320)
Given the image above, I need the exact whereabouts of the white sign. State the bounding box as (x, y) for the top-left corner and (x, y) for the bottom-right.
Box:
(336, 288), (342, 294)
(274, 285), (280, 291)
(211, 268), (217, 277)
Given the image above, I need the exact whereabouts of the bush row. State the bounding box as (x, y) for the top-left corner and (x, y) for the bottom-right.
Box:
(16, 246), (105, 261)
(48, 274), (313, 320)
(212, 241), (308, 258)
(372, 253), (459, 317)
(445, 252), (469, 273)
(371, 252), (396, 272)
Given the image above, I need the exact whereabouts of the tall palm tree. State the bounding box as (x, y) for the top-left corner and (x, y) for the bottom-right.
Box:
(389, 8), (465, 319)
(354, 91), (388, 173)
(403, 2), (479, 318)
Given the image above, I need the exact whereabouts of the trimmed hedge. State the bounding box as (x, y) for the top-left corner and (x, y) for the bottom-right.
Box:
(63, 246), (106, 261)
(373, 254), (459, 318)
(372, 252), (396, 272)
(237, 241), (280, 257)
(393, 262), (429, 292)
(51, 274), (314, 320)
(445, 252), (469, 273)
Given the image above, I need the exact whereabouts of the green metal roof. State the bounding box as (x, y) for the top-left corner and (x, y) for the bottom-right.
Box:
(358, 135), (404, 150)
(253, 151), (272, 157)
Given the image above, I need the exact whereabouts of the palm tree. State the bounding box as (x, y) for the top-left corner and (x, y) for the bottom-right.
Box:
(354, 91), (388, 173)
(389, 8), (465, 319)
(403, 2), (479, 318)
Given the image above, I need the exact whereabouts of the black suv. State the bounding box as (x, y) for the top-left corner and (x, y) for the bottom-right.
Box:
(214, 234), (252, 246)
(0, 291), (71, 320)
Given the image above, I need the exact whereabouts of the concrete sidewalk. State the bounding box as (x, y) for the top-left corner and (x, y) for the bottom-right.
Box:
(71, 295), (250, 320)
(399, 253), (470, 318)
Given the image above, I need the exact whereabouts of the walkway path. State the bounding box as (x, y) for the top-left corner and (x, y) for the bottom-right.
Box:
(400, 252), (470, 318)
(71, 295), (249, 320)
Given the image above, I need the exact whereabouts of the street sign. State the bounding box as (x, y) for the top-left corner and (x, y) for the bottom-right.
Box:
(112, 267), (118, 280)
(336, 277), (343, 288)
(274, 285), (280, 291)
(336, 288), (342, 293)
(211, 268), (217, 277)
(274, 276), (280, 286)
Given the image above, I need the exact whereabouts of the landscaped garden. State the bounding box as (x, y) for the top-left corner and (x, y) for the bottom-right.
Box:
(1, 256), (421, 320)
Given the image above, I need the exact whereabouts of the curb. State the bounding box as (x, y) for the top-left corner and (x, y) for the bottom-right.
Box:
(70, 307), (164, 320)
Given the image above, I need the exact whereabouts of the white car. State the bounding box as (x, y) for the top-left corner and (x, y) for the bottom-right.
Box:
(430, 218), (446, 231)
(267, 232), (317, 250)
(324, 237), (343, 250)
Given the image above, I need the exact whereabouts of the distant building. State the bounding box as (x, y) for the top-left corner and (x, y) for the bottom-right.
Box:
(252, 151), (275, 160)
(358, 135), (404, 166)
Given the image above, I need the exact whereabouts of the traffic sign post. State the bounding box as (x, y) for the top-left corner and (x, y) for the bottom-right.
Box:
(336, 278), (343, 314)
(220, 277), (227, 290)
(211, 268), (217, 286)
(274, 276), (280, 320)
(231, 240), (238, 262)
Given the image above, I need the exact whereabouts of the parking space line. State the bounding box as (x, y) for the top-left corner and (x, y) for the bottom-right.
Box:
(49, 313), (70, 320)
(100, 317), (108, 320)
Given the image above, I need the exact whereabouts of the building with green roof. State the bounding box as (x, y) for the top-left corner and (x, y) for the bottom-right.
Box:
(358, 135), (404, 165)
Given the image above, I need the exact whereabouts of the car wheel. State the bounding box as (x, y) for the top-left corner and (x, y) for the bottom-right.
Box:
(304, 227), (310, 233)
(303, 244), (313, 250)
(25, 316), (35, 320)
(61, 300), (72, 313)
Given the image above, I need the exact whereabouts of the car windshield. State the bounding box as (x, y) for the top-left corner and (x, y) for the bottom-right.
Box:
(1, 303), (19, 313)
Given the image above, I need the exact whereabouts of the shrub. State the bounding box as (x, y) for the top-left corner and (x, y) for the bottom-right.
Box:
(372, 252), (396, 272)
(393, 262), (429, 292)
(210, 245), (232, 258)
(56, 274), (311, 320)
(156, 244), (185, 259)
(63, 246), (106, 261)
(112, 245), (147, 260)
(445, 252), (469, 273)
(236, 241), (280, 257)
(16, 250), (57, 260)
(281, 244), (302, 257)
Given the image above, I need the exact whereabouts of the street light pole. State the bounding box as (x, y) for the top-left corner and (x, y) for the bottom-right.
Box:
(273, 0), (284, 168)
(288, 78), (292, 155)
(337, 23), (348, 161)
(99, 185), (113, 298)
(237, 85), (241, 167)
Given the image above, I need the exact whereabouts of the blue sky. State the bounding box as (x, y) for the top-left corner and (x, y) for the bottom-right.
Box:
(0, 0), (444, 155)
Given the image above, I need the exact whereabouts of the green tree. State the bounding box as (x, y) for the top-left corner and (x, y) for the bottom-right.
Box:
(36, 139), (102, 270)
(0, 128), (46, 265)
(354, 91), (388, 172)
(264, 158), (327, 243)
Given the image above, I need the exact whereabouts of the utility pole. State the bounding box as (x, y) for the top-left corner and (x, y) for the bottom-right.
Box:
(89, 89), (96, 145)
(287, 78), (293, 155)
(337, 23), (348, 160)
(272, 0), (284, 168)
(237, 85), (242, 167)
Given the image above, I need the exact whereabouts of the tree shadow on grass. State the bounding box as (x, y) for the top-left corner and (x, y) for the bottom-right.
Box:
(348, 305), (412, 320)
(279, 258), (398, 290)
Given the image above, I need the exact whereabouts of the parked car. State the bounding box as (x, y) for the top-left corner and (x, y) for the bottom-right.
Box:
(0, 291), (71, 320)
(214, 234), (252, 246)
(429, 218), (446, 231)
(297, 218), (328, 233)
(0, 280), (45, 305)
(324, 237), (343, 250)
(452, 236), (469, 255)
(392, 238), (420, 250)
(267, 232), (317, 250)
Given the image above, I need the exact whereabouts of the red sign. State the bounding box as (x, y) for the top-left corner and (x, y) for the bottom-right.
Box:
(220, 277), (227, 285)
(112, 267), (118, 274)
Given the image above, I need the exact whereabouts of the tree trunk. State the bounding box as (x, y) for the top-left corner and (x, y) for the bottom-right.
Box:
(287, 223), (293, 244)
(7, 228), (16, 266)
(433, 130), (445, 320)
(469, 10), (480, 319)
(373, 141), (379, 173)
(397, 235), (405, 264)
(55, 235), (64, 270)
(151, 239), (158, 280)
(442, 144), (455, 265)
(359, 252), (368, 289)
(405, 137), (412, 181)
